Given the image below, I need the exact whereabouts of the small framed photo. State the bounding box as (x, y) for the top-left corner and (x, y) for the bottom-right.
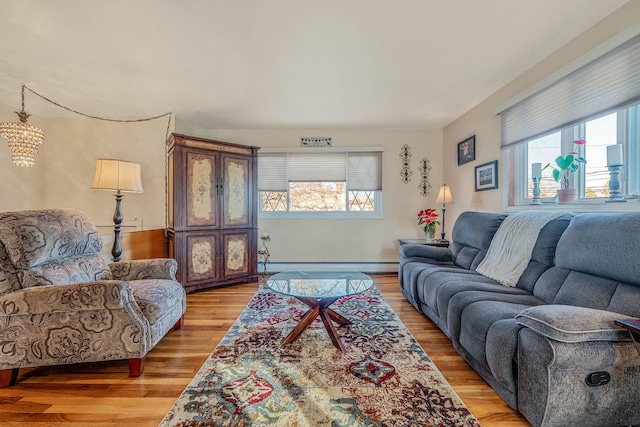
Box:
(475, 160), (498, 191)
(457, 135), (476, 166)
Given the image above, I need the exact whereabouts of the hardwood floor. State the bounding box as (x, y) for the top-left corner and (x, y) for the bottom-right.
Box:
(0, 274), (530, 426)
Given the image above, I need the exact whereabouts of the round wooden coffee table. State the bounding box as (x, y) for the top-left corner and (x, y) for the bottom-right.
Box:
(266, 271), (373, 352)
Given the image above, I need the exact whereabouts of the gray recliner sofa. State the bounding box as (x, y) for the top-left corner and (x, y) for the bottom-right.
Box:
(399, 211), (640, 427)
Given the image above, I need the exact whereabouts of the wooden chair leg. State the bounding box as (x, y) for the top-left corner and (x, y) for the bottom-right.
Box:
(128, 357), (145, 377)
(0, 368), (19, 387)
(173, 315), (185, 330)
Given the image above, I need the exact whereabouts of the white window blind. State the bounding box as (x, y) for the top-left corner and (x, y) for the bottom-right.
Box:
(347, 152), (382, 190)
(289, 152), (346, 182)
(258, 148), (383, 191)
(499, 33), (640, 149)
(257, 153), (288, 191)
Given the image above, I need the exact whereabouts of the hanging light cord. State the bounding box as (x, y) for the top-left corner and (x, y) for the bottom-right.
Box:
(20, 83), (174, 228)
(22, 84), (172, 141)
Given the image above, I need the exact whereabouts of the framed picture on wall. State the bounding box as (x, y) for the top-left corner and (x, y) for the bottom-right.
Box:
(475, 160), (498, 191)
(457, 135), (476, 165)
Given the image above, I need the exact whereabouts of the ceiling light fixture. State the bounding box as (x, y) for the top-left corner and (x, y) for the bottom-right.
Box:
(0, 84), (45, 167)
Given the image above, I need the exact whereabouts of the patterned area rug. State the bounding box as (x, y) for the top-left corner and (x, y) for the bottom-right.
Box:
(160, 286), (480, 426)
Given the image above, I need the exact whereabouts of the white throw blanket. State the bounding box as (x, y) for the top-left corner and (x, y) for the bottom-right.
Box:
(476, 211), (569, 287)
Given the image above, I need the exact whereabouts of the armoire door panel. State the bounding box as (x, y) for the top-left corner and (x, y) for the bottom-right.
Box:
(223, 232), (250, 277)
(223, 155), (251, 228)
(186, 152), (218, 228)
(186, 233), (219, 283)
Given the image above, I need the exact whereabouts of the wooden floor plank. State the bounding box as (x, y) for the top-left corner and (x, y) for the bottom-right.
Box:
(0, 274), (530, 426)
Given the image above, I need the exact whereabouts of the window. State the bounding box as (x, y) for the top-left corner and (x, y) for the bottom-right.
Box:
(516, 107), (639, 204)
(498, 31), (640, 206)
(258, 148), (383, 218)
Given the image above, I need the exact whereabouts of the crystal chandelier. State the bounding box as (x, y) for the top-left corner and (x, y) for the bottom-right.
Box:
(0, 84), (45, 167)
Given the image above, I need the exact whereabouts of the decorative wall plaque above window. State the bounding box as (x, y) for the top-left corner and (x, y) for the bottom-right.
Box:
(301, 137), (332, 147)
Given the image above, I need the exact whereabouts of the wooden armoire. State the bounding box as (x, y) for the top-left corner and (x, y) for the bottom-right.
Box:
(166, 133), (259, 293)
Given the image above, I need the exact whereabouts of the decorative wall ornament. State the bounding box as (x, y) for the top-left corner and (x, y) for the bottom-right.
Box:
(418, 158), (432, 197)
(301, 137), (332, 147)
(399, 144), (412, 183)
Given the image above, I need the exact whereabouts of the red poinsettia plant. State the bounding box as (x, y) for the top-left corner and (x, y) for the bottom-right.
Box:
(417, 209), (440, 232)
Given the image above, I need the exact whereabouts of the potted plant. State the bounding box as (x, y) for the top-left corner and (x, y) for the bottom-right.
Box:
(417, 209), (440, 241)
(544, 139), (586, 203)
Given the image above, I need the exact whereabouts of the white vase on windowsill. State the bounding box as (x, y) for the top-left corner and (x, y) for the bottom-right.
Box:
(557, 188), (578, 203)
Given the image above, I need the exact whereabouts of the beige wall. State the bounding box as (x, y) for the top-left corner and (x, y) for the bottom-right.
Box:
(0, 113), (443, 265)
(442, 1), (640, 230)
(193, 128), (444, 265)
(0, 110), (172, 232)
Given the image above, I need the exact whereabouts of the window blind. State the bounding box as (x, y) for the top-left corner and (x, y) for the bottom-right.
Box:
(258, 149), (383, 191)
(289, 152), (346, 182)
(257, 153), (288, 191)
(499, 33), (640, 149)
(347, 152), (382, 190)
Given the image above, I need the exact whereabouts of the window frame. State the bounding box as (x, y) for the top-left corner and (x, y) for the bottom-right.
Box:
(258, 147), (384, 220)
(510, 105), (638, 207)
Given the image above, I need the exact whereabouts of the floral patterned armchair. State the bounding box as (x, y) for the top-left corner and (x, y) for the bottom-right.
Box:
(0, 208), (186, 387)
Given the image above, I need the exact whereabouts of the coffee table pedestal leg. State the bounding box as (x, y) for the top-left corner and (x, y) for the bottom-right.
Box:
(282, 296), (351, 352)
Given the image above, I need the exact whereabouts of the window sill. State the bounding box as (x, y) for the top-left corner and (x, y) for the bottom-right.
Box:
(505, 198), (640, 213)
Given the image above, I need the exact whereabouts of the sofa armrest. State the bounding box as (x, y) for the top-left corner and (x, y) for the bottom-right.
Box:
(515, 304), (635, 343)
(109, 258), (178, 281)
(0, 280), (137, 315)
(399, 244), (452, 262)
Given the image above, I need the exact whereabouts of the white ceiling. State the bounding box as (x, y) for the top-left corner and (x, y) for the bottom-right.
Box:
(0, 0), (628, 130)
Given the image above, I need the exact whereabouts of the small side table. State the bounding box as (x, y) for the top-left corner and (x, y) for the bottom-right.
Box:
(398, 238), (449, 248)
(614, 319), (640, 356)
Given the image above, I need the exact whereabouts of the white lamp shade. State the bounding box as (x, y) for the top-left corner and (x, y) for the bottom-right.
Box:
(435, 184), (454, 204)
(91, 159), (144, 192)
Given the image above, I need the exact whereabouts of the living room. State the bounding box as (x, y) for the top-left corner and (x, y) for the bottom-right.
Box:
(1, 1), (640, 426)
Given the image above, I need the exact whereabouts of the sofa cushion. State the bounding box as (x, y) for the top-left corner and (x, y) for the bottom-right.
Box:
(0, 209), (103, 270)
(446, 289), (543, 342)
(399, 244), (452, 262)
(515, 305), (634, 343)
(476, 211), (570, 287)
(449, 212), (506, 270)
(20, 254), (112, 288)
(555, 213), (640, 287)
(508, 215), (572, 293)
(458, 300), (532, 374)
(129, 279), (186, 325)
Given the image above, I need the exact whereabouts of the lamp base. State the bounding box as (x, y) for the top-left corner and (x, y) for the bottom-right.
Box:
(605, 198), (627, 203)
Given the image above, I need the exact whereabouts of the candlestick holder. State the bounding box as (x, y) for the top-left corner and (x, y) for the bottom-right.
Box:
(605, 165), (626, 203)
(531, 177), (542, 205)
(258, 233), (271, 279)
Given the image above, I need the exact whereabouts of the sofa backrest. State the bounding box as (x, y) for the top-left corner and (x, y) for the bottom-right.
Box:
(532, 212), (640, 317)
(515, 214), (573, 293)
(450, 211), (507, 270)
(0, 209), (111, 290)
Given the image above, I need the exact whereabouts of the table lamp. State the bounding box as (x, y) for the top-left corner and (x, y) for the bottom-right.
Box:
(435, 184), (454, 242)
(91, 159), (144, 261)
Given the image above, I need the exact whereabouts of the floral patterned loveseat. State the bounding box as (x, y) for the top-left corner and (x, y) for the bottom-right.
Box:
(0, 208), (187, 386)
